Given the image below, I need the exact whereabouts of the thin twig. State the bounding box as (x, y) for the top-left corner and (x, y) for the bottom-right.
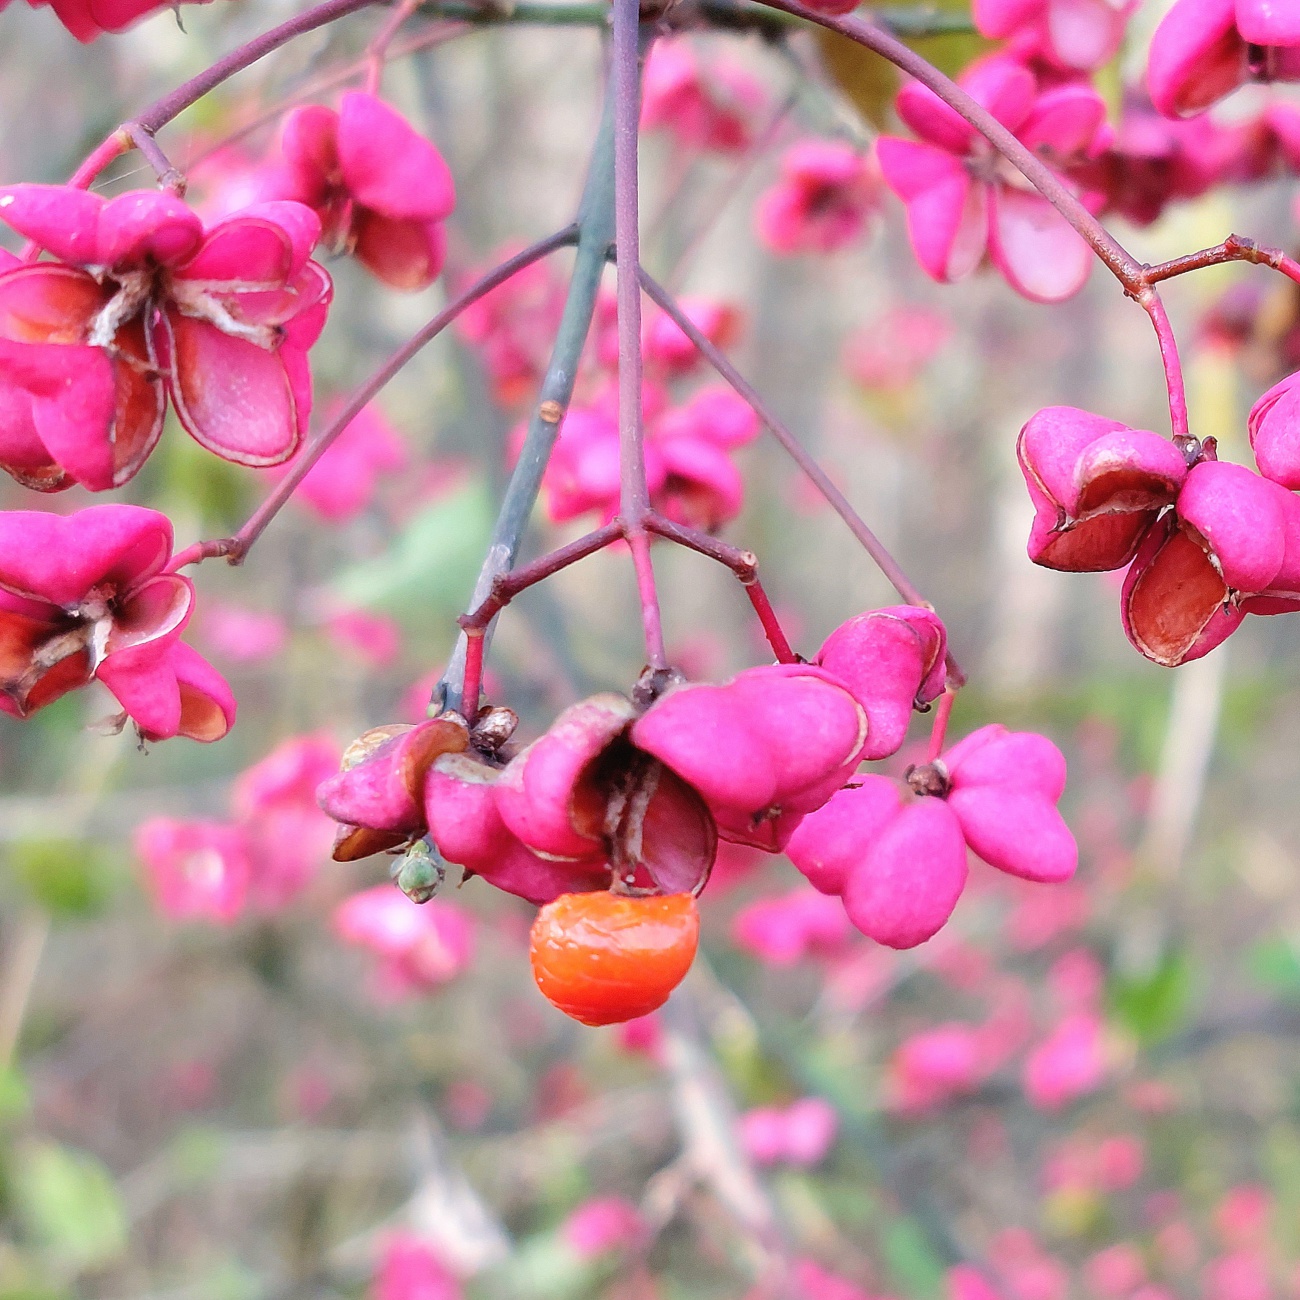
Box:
(124, 124), (186, 193)
(0, 913), (49, 1071)
(439, 80), (620, 714)
(456, 521), (624, 709)
(173, 226), (578, 570)
(183, 21), (471, 175)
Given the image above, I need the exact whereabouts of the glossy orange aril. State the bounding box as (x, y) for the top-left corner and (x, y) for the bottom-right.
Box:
(529, 891), (700, 1026)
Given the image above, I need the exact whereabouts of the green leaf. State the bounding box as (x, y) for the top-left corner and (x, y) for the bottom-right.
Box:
(167, 1126), (225, 1187)
(331, 481), (495, 627)
(7, 840), (116, 918)
(881, 1216), (945, 1299)
(1247, 937), (1300, 1000)
(15, 1142), (127, 1272)
(148, 423), (252, 532)
(1108, 947), (1193, 1045)
(0, 1066), (30, 1123)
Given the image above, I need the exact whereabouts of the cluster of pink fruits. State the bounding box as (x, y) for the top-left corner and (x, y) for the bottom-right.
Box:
(1019, 392), (1300, 666)
(318, 603), (1076, 951)
(0, 91), (452, 495)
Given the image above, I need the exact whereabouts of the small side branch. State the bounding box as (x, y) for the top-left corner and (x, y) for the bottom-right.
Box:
(457, 521), (625, 713)
(1144, 233), (1300, 287)
(124, 124), (186, 194)
(68, 0), (385, 192)
(459, 522), (626, 633)
(645, 514), (797, 663)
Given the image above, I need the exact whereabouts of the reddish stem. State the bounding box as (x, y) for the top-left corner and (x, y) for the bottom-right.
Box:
(1144, 234), (1300, 286)
(460, 628), (486, 720)
(744, 578), (797, 664)
(638, 266), (966, 686)
(925, 688), (956, 763)
(1139, 289), (1189, 438)
(167, 539), (237, 572)
(627, 529), (668, 668)
(643, 512), (797, 663)
(136, 0), (383, 135)
(365, 0), (421, 93)
(67, 0), (383, 196)
(66, 131), (130, 190)
(459, 521), (626, 630)
(185, 226), (576, 566)
(124, 124), (187, 194)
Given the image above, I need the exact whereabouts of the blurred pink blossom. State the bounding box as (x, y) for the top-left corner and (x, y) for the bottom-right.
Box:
(950, 1265), (1004, 1300)
(199, 600), (289, 664)
(1155, 1219), (1200, 1274)
(640, 38), (767, 153)
(614, 1013), (666, 1062)
(739, 1097), (838, 1166)
(1215, 1186), (1273, 1250)
(1203, 1252), (1273, 1300)
(268, 402), (407, 522)
(233, 732), (341, 907)
(1023, 1011), (1108, 1110)
(135, 818), (251, 923)
(974, 0), (1137, 72)
(844, 305), (951, 391)
(455, 250), (565, 406)
(1084, 1244), (1147, 1299)
(755, 140), (878, 255)
(888, 1024), (985, 1112)
(325, 608), (402, 668)
(790, 1259), (874, 1300)
(642, 297), (741, 376)
(333, 886), (474, 999)
(992, 1229), (1070, 1300)
(731, 888), (853, 965)
(561, 1196), (648, 1258)
(371, 1232), (461, 1300)
(1097, 1135), (1146, 1191)
(1004, 880), (1089, 950)
(1047, 947), (1105, 1013)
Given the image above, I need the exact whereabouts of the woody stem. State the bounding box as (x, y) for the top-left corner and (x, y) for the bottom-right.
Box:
(438, 83), (619, 716)
(925, 688), (957, 763)
(612, 0), (667, 671)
